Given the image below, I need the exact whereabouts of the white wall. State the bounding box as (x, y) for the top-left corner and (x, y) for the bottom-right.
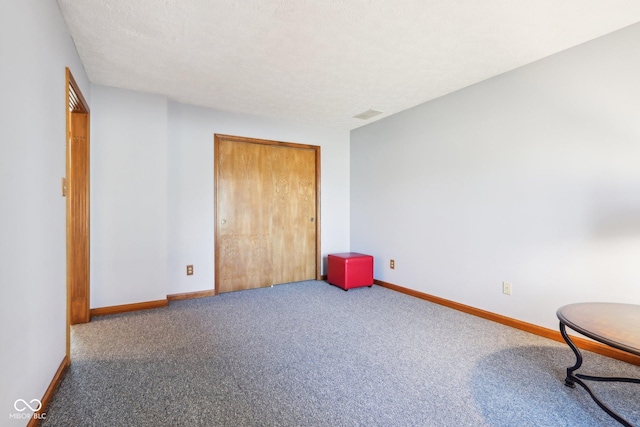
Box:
(167, 102), (351, 296)
(91, 85), (169, 307)
(351, 23), (640, 331)
(90, 93), (350, 304)
(0, 1), (89, 425)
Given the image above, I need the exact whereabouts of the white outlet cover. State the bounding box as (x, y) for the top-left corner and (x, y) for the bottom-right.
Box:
(503, 282), (512, 295)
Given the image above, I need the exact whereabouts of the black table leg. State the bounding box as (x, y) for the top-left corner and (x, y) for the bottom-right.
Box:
(560, 322), (639, 427)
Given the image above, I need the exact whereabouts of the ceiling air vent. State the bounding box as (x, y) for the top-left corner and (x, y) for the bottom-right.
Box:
(353, 109), (383, 120)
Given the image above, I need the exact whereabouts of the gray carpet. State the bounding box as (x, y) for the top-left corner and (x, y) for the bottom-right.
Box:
(42, 281), (639, 426)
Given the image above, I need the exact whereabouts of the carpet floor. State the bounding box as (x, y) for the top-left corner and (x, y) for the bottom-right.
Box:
(42, 281), (639, 426)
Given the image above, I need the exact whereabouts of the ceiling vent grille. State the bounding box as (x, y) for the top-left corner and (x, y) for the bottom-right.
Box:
(353, 109), (383, 120)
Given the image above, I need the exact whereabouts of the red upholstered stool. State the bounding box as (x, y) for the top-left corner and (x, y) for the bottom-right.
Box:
(328, 253), (374, 290)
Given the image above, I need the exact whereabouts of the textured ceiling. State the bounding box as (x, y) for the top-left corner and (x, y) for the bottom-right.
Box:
(57, 1), (640, 130)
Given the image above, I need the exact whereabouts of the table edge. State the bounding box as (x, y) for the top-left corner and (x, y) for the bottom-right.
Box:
(557, 306), (640, 357)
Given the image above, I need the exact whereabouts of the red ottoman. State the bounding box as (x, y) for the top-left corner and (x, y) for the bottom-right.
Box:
(328, 253), (374, 290)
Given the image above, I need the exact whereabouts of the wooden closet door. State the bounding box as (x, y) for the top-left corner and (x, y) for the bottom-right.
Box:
(270, 144), (317, 284)
(68, 112), (90, 324)
(215, 135), (319, 293)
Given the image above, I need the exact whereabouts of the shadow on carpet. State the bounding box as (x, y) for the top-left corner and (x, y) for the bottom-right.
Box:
(472, 345), (639, 426)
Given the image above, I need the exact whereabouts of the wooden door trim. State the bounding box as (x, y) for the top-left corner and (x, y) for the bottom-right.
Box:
(65, 68), (90, 361)
(213, 134), (321, 294)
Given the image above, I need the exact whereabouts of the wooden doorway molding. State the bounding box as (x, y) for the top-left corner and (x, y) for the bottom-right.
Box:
(214, 134), (321, 294)
(65, 67), (90, 349)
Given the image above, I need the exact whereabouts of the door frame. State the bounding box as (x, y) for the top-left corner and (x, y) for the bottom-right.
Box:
(213, 134), (321, 294)
(65, 68), (91, 359)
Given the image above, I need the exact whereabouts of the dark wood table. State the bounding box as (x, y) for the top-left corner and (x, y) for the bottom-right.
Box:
(557, 303), (640, 426)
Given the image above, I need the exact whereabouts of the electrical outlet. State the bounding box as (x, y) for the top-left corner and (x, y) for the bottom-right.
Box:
(502, 281), (512, 295)
(187, 265), (194, 276)
(390, 259), (395, 269)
